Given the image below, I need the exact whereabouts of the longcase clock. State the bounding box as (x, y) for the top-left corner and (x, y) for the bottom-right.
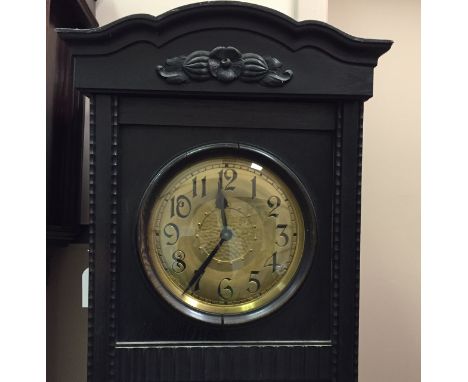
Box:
(58, 2), (392, 381)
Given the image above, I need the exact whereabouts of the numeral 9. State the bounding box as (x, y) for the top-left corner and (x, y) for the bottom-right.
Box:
(163, 223), (179, 245)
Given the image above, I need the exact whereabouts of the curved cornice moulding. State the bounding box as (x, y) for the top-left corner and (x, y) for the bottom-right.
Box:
(57, 1), (392, 66)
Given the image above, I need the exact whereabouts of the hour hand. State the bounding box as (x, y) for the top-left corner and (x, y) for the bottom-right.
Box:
(215, 178), (228, 228)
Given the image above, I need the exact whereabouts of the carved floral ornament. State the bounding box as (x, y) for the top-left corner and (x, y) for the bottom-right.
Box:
(156, 46), (293, 87)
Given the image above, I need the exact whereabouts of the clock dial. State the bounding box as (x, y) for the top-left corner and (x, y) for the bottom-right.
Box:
(139, 153), (309, 322)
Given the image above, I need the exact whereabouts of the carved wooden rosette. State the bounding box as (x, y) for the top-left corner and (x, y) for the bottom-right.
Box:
(157, 46), (293, 87)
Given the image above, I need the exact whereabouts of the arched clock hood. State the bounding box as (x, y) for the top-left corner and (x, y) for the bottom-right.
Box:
(57, 1), (392, 99)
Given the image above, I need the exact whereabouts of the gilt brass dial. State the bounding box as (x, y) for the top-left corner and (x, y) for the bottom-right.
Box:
(138, 148), (314, 324)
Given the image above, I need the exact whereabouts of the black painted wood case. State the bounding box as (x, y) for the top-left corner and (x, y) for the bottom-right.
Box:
(58, 2), (391, 381)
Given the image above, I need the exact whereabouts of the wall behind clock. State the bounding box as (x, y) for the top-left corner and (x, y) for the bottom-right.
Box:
(94, 0), (329, 25)
(329, 1), (420, 381)
(47, 1), (420, 382)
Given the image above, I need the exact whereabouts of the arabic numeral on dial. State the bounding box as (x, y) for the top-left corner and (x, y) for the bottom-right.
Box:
(170, 195), (191, 218)
(251, 176), (256, 199)
(217, 278), (234, 299)
(264, 252), (279, 273)
(276, 224), (289, 247)
(163, 223), (179, 245)
(247, 271), (260, 293)
(171, 250), (186, 273)
(267, 195), (281, 217)
(218, 168), (237, 191)
(192, 176), (207, 198)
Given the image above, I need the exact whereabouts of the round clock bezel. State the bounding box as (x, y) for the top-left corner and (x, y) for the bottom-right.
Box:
(137, 143), (317, 325)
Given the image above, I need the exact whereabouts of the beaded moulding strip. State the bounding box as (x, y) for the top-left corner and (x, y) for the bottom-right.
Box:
(109, 97), (119, 381)
(331, 104), (343, 381)
(87, 96), (96, 381)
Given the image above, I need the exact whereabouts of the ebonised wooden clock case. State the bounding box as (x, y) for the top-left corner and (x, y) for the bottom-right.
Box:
(58, 2), (392, 381)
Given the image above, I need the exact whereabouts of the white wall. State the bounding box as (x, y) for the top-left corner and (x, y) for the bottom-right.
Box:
(95, 0), (329, 24)
(329, 1), (420, 381)
(96, 0), (295, 25)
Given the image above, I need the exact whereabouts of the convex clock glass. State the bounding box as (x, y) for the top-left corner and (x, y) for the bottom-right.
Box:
(138, 145), (316, 324)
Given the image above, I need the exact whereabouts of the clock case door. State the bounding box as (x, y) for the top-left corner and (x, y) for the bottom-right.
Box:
(58, 3), (391, 382)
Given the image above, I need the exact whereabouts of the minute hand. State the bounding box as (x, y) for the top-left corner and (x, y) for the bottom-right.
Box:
(183, 238), (225, 294)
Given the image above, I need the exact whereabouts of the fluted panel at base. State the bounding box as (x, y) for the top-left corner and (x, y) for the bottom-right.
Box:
(116, 345), (331, 382)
